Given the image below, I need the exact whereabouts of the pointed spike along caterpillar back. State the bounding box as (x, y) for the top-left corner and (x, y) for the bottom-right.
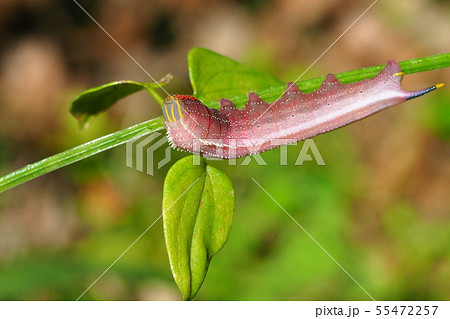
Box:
(162, 60), (443, 159)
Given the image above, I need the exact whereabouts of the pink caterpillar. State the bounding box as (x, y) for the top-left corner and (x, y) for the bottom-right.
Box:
(162, 60), (443, 159)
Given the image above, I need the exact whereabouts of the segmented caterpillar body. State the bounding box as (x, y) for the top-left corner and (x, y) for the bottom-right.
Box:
(163, 60), (441, 159)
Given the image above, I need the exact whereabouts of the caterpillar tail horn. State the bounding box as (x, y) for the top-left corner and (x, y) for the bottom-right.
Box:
(406, 83), (444, 101)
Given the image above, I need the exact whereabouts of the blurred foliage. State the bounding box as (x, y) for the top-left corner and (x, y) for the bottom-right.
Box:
(0, 0), (449, 300)
(419, 90), (450, 140)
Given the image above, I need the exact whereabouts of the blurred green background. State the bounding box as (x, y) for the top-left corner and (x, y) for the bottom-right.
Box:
(0, 0), (449, 300)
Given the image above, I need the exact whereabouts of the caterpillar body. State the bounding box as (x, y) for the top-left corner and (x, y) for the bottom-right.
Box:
(162, 60), (442, 159)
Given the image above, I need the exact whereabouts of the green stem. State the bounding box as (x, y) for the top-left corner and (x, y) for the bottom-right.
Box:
(0, 117), (165, 193)
(0, 53), (448, 193)
(143, 83), (165, 105)
(297, 53), (449, 91)
(203, 53), (450, 108)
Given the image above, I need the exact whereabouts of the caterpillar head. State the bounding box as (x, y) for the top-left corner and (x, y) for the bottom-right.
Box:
(162, 96), (185, 122)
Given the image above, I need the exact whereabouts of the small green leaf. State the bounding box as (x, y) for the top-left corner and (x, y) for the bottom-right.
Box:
(162, 155), (235, 300)
(70, 80), (167, 127)
(188, 47), (284, 108)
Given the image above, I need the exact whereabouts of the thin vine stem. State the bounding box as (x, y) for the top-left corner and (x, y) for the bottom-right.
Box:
(143, 83), (165, 105)
(298, 53), (449, 91)
(0, 117), (165, 193)
(0, 53), (448, 193)
(203, 53), (449, 108)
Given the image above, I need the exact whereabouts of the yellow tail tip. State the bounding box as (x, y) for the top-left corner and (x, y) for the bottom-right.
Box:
(435, 83), (445, 89)
(394, 72), (405, 77)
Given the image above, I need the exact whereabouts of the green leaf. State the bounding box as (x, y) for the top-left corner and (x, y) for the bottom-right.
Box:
(162, 156), (235, 300)
(188, 47), (284, 108)
(70, 80), (167, 127)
